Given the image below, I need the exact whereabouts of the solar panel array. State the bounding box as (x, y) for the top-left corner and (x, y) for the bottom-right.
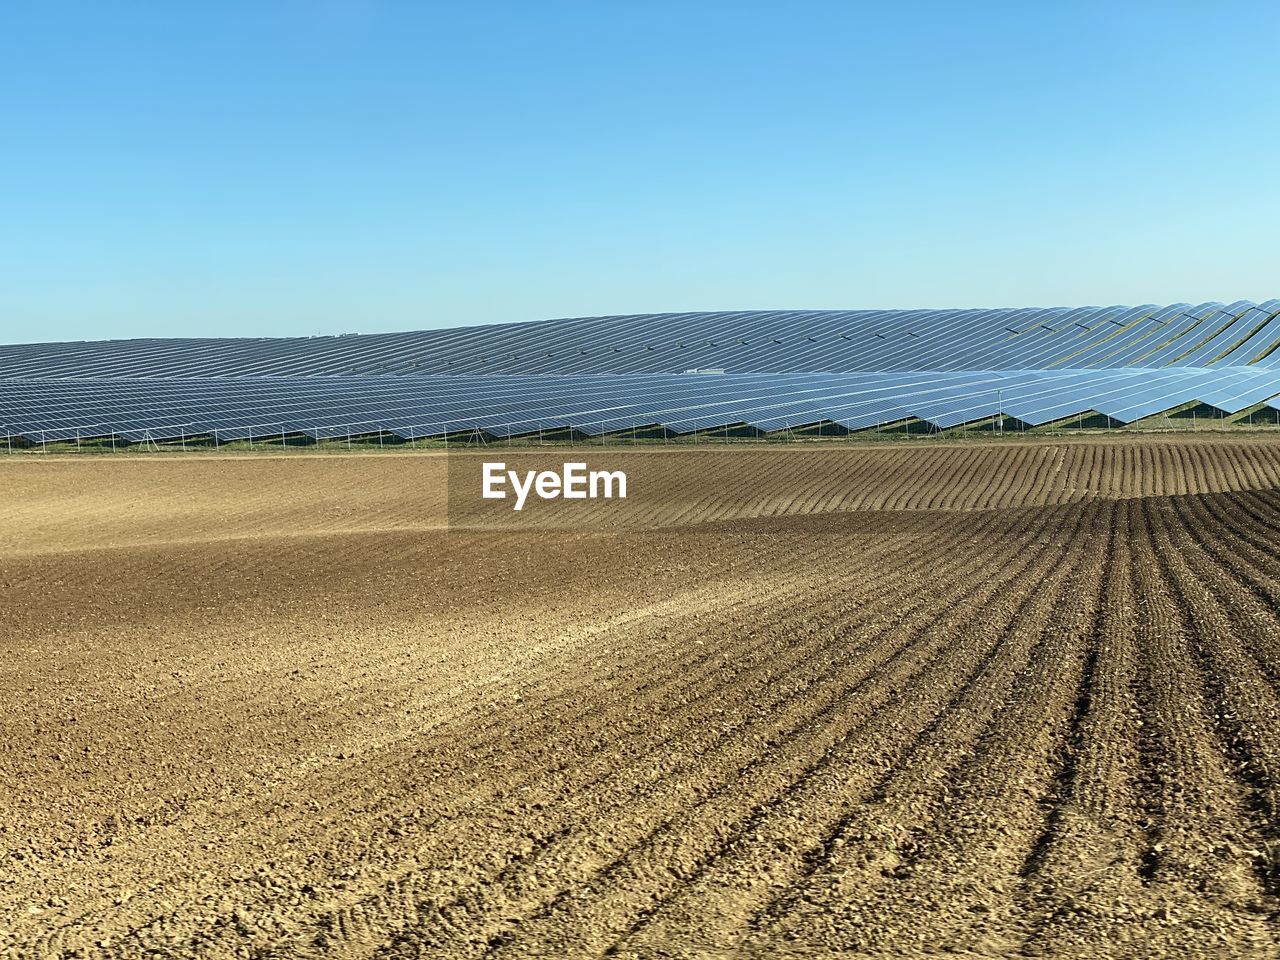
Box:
(4, 302), (1280, 443)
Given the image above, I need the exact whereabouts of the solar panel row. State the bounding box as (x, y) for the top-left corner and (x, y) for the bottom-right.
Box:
(2, 368), (1278, 443)
(4, 304), (1279, 444)
(5, 302), (1280, 380)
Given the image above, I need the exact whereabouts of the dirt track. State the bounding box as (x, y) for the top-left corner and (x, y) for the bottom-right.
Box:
(2, 438), (1278, 958)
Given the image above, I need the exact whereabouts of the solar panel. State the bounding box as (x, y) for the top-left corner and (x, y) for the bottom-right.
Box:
(3, 303), (1280, 442)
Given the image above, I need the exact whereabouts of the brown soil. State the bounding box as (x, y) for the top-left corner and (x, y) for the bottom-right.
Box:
(1, 437), (1278, 958)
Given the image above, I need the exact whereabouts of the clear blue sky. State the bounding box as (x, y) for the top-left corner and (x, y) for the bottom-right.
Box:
(3, 1), (1278, 343)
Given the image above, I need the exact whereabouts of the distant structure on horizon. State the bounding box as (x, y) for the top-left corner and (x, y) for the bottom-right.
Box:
(3, 301), (1280, 444)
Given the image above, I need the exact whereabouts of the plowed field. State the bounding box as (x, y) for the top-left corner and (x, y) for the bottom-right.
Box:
(2, 437), (1278, 958)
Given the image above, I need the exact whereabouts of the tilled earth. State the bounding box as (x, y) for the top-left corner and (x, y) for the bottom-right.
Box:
(1, 438), (1278, 958)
